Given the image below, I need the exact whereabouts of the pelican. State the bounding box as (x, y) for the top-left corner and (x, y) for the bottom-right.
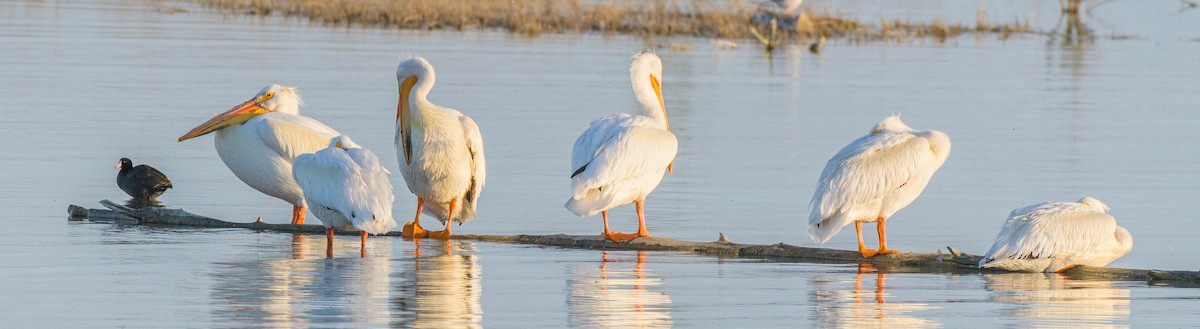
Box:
(566, 50), (678, 242)
(394, 56), (487, 240)
(807, 115), (951, 257)
(293, 136), (397, 257)
(178, 85), (339, 225)
(767, 0), (804, 14)
(979, 197), (1133, 273)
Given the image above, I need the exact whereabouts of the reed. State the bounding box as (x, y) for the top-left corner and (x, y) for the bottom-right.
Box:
(197, 0), (1040, 44)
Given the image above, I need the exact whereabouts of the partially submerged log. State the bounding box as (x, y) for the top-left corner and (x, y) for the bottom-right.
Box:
(69, 200), (1200, 287)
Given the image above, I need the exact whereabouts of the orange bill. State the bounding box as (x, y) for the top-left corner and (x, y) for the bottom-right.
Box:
(397, 76), (418, 165)
(178, 98), (270, 142)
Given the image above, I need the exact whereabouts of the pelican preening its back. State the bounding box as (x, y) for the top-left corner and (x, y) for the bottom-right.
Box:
(395, 56), (487, 241)
(807, 115), (951, 258)
(293, 135), (398, 257)
(566, 50), (678, 243)
(979, 197), (1133, 273)
(178, 84), (339, 225)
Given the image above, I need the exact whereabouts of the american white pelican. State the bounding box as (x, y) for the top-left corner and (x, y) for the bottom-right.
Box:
(178, 84), (339, 225)
(293, 135), (397, 257)
(566, 50), (678, 242)
(768, 0), (804, 14)
(979, 197), (1133, 273)
(807, 115), (951, 257)
(394, 56), (487, 240)
(115, 157), (172, 202)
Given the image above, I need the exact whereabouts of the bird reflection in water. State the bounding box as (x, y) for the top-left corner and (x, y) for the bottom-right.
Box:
(123, 197), (163, 209)
(568, 251), (673, 328)
(983, 273), (1130, 328)
(393, 240), (483, 328)
(209, 235), (394, 327)
(811, 264), (939, 328)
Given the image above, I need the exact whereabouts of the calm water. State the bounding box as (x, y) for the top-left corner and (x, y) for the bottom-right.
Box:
(2, 0), (1199, 327)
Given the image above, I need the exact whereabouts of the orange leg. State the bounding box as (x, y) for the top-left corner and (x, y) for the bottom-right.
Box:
(856, 221), (878, 258)
(600, 210), (628, 242)
(401, 198), (429, 239)
(1055, 264), (1077, 273)
(875, 217), (901, 256)
(360, 231), (368, 258)
(606, 199), (653, 242)
(292, 205), (306, 225)
(325, 227), (334, 258)
(426, 199), (455, 240)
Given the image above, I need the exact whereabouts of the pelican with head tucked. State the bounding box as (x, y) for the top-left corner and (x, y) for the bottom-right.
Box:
(979, 197), (1133, 273)
(293, 135), (397, 257)
(178, 84), (339, 225)
(566, 50), (678, 242)
(808, 115), (951, 257)
(394, 56), (487, 241)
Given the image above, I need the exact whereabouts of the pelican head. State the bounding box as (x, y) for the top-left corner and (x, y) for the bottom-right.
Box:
(395, 56), (436, 116)
(870, 114), (913, 134)
(630, 50), (666, 129)
(178, 84), (302, 142)
(329, 135), (360, 150)
(1078, 196), (1111, 213)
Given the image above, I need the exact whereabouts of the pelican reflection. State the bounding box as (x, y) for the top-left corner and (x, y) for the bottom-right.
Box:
(982, 273), (1130, 328)
(210, 233), (393, 327)
(568, 251), (673, 328)
(810, 264), (939, 328)
(393, 240), (483, 328)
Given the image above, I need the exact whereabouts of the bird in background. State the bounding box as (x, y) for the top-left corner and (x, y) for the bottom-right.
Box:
(979, 197), (1133, 273)
(293, 135), (397, 258)
(115, 157), (172, 203)
(808, 115), (951, 257)
(178, 84), (339, 225)
(394, 56), (487, 241)
(566, 50), (678, 242)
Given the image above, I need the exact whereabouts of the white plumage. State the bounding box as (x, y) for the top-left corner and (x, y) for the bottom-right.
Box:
(979, 197), (1133, 272)
(807, 115), (950, 257)
(566, 50), (678, 242)
(293, 136), (397, 234)
(395, 56), (487, 240)
(179, 84), (339, 225)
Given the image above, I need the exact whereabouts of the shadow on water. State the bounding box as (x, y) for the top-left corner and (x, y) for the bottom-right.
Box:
(810, 264), (940, 328)
(982, 273), (1131, 328)
(568, 251), (673, 328)
(392, 240), (483, 328)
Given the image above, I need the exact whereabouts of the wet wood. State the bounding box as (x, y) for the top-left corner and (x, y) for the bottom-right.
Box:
(69, 200), (1200, 287)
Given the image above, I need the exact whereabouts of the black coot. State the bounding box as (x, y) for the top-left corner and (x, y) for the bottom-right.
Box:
(116, 158), (172, 201)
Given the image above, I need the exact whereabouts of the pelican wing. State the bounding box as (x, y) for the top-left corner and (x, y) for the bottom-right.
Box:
(344, 147), (395, 208)
(808, 132), (933, 227)
(569, 115), (677, 199)
(980, 202), (1117, 266)
(460, 115), (487, 204)
(256, 114), (340, 161)
(294, 148), (394, 233)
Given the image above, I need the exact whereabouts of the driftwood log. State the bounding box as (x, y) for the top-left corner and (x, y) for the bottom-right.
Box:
(69, 200), (1200, 288)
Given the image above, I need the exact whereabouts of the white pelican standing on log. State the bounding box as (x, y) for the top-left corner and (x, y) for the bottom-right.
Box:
(979, 197), (1133, 273)
(808, 115), (951, 257)
(293, 136), (397, 258)
(179, 85), (339, 225)
(394, 56), (487, 240)
(566, 50), (678, 242)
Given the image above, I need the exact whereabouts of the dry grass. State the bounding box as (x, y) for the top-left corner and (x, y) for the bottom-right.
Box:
(198, 0), (1040, 44)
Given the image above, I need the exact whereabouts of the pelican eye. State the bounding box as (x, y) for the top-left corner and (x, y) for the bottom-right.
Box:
(335, 141), (344, 149)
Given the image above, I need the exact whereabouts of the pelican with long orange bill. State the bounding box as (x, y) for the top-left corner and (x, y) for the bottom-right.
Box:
(178, 84), (340, 225)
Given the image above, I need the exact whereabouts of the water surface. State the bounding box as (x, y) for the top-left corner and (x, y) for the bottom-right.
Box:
(1, 0), (1199, 327)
